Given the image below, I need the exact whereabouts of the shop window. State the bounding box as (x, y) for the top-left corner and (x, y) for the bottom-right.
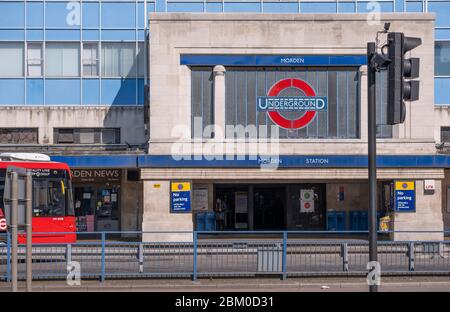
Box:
(54, 128), (120, 144)
(0, 42), (24, 77)
(0, 128), (38, 144)
(27, 43), (43, 77)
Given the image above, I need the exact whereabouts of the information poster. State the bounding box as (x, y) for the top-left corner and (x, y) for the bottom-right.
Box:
(170, 181), (191, 213)
(193, 185), (209, 211)
(394, 181), (415, 212)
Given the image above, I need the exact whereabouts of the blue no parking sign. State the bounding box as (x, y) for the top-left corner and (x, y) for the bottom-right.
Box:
(170, 181), (191, 213)
(394, 181), (416, 212)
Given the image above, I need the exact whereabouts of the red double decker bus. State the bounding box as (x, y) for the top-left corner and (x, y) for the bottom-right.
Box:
(0, 153), (76, 244)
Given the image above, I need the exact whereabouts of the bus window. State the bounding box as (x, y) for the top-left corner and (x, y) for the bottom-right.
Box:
(33, 179), (66, 217)
(65, 179), (75, 216)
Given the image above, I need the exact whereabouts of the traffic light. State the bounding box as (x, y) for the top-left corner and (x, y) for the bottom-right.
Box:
(387, 32), (421, 125)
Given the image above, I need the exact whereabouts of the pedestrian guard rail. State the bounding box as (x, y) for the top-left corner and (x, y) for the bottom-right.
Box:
(1, 230), (450, 282)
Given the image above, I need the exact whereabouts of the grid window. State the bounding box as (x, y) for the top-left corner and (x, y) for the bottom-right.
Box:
(0, 128), (38, 144)
(441, 127), (450, 143)
(45, 43), (80, 77)
(101, 42), (136, 77)
(191, 68), (214, 138)
(83, 43), (99, 76)
(54, 128), (120, 144)
(435, 42), (450, 76)
(0, 42), (24, 77)
(224, 67), (360, 139)
(27, 43), (43, 77)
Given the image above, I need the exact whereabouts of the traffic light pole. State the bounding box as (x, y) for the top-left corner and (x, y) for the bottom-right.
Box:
(367, 42), (378, 293)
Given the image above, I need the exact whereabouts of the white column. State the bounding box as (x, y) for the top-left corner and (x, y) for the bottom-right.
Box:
(213, 65), (226, 140)
(359, 65), (368, 142)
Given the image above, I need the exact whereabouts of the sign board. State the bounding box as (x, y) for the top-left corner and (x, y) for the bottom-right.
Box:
(424, 179), (435, 191)
(394, 181), (415, 212)
(257, 78), (328, 130)
(170, 181), (191, 213)
(71, 169), (121, 183)
(193, 185), (208, 211)
(300, 189), (315, 213)
(3, 166), (29, 226)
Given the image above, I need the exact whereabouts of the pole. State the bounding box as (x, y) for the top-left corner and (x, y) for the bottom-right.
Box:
(25, 172), (32, 292)
(10, 172), (18, 293)
(367, 42), (378, 292)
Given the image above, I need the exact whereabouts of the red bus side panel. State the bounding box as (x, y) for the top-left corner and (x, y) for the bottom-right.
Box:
(18, 216), (77, 244)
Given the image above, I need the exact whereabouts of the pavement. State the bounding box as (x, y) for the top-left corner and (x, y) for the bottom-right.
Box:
(2, 276), (450, 292)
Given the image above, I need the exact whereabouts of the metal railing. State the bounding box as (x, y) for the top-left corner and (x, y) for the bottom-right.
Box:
(1, 230), (450, 282)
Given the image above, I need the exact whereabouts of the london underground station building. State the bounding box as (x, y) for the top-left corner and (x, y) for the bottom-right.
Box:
(141, 13), (444, 241)
(0, 1), (450, 242)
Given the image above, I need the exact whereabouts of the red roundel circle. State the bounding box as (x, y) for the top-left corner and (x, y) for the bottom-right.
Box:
(0, 218), (6, 231)
(267, 78), (317, 130)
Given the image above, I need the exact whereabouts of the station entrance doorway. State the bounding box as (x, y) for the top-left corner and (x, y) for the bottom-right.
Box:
(213, 183), (326, 231)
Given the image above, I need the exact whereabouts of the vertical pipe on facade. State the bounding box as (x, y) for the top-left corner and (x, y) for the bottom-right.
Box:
(43, 0), (46, 105)
(99, 0), (102, 105)
(24, 0), (27, 106)
(297, 0), (300, 13)
(260, 0), (263, 13)
(346, 71), (349, 138)
(80, 0), (83, 105)
(135, 0), (138, 107)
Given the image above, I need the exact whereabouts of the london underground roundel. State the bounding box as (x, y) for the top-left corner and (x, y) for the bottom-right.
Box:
(257, 78), (328, 130)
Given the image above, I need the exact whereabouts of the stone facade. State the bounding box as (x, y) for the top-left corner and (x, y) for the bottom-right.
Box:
(143, 13), (444, 241)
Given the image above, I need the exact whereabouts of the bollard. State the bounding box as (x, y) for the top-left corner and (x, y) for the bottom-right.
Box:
(281, 232), (287, 280)
(408, 242), (415, 272)
(341, 243), (349, 272)
(100, 232), (106, 282)
(138, 243), (144, 273)
(192, 231), (198, 281)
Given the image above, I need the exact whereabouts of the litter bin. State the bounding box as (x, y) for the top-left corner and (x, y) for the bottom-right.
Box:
(257, 244), (283, 273)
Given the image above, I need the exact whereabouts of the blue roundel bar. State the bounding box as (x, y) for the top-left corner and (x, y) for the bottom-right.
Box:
(50, 154), (450, 169)
(180, 55), (367, 67)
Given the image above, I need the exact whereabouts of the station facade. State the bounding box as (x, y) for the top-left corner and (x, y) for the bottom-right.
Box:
(0, 1), (449, 241)
(142, 13), (444, 241)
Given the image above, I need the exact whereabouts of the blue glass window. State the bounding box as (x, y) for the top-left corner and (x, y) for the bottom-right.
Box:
(46, 2), (81, 29)
(436, 77), (450, 104)
(167, 3), (204, 12)
(405, 1), (424, 12)
(0, 2), (24, 28)
(436, 41), (450, 76)
(27, 2), (44, 28)
(263, 2), (299, 13)
(83, 2), (100, 29)
(428, 1), (450, 27)
(338, 2), (356, 13)
(224, 3), (261, 12)
(102, 2), (136, 29)
(357, 1), (394, 12)
(301, 2), (337, 13)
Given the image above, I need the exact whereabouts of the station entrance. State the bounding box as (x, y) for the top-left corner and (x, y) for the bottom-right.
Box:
(213, 183), (326, 231)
